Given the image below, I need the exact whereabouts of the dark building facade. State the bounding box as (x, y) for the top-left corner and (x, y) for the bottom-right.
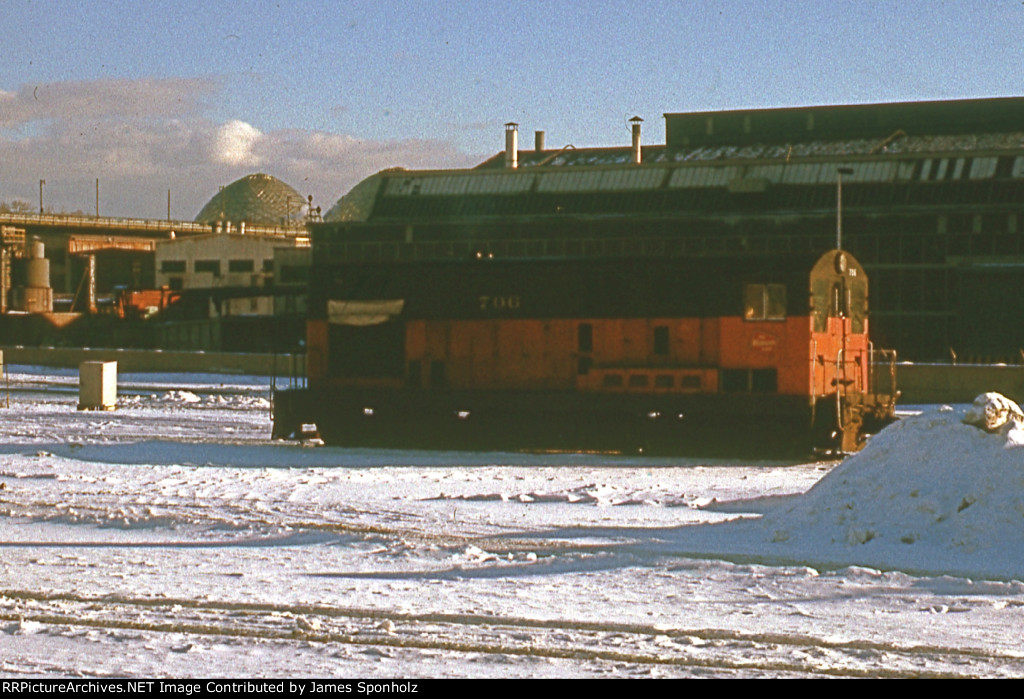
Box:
(318, 97), (1024, 363)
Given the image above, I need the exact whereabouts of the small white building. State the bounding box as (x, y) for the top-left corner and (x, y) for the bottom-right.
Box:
(156, 234), (304, 289)
(155, 233), (308, 317)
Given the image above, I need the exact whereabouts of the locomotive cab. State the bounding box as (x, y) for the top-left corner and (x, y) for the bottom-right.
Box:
(808, 249), (896, 452)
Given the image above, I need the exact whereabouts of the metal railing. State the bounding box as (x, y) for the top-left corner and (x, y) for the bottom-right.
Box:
(0, 212), (308, 240)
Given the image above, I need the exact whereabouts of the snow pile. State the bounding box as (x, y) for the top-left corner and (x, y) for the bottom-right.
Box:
(160, 390), (202, 403)
(962, 392), (1024, 442)
(432, 482), (691, 507)
(116, 391), (272, 410)
(676, 394), (1024, 580)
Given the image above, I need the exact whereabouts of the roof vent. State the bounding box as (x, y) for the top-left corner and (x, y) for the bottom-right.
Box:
(504, 123), (519, 169)
(630, 116), (643, 164)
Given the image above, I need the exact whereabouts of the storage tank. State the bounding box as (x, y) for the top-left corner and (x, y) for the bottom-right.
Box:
(9, 237), (54, 313)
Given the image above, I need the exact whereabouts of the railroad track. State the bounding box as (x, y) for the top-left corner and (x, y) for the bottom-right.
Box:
(1, 588), (1020, 678)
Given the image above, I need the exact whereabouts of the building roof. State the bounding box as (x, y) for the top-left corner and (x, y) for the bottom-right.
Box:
(318, 97), (1024, 225)
(323, 169), (399, 223)
(662, 96), (1024, 147)
(195, 173), (307, 227)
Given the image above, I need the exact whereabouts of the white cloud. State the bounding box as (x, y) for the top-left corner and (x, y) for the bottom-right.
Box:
(0, 77), (217, 129)
(213, 120), (263, 166)
(0, 77), (482, 219)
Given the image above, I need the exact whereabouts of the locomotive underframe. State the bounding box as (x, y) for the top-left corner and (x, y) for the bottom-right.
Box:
(272, 384), (892, 458)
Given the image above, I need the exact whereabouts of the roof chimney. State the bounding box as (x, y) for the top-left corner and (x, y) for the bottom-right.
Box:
(535, 130), (545, 152)
(504, 122), (519, 169)
(630, 116), (643, 164)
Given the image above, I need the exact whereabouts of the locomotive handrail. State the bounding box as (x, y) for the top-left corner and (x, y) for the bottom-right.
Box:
(871, 347), (898, 398)
(835, 348), (846, 432)
(810, 338), (818, 415)
(869, 342), (875, 394)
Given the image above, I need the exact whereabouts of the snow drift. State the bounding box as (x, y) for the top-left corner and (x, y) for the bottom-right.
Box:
(677, 394), (1024, 580)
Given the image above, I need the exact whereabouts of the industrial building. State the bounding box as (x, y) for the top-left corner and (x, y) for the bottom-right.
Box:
(319, 97), (1024, 363)
(0, 173), (311, 350)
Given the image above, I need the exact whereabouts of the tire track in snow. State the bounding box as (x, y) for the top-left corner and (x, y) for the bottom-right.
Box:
(1, 589), (1020, 678)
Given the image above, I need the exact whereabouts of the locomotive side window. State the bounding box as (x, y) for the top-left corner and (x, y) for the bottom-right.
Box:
(577, 323), (593, 375)
(831, 281), (849, 318)
(653, 325), (669, 355)
(743, 284), (786, 321)
(849, 277), (867, 333)
(578, 323), (593, 353)
(430, 361), (446, 388)
(407, 360), (422, 388)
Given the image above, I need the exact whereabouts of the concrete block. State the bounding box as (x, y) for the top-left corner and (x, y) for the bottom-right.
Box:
(79, 361), (117, 410)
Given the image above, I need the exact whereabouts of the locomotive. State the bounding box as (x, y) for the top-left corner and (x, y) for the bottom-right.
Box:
(272, 244), (896, 457)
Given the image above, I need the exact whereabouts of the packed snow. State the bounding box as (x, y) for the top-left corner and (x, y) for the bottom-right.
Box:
(1, 365), (1023, 678)
(659, 393), (1024, 582)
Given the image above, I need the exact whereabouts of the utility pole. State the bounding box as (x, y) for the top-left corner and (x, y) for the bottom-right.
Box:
(836, 167), (853, 250)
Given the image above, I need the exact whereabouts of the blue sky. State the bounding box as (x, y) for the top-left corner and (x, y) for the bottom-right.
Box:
(2, 0), (1024, 218)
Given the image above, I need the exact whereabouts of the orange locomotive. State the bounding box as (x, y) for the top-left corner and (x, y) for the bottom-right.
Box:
(274, 247), (896, 457)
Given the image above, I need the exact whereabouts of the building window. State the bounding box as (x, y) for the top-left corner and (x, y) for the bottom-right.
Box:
(195, 260), (221, 277)
(279, 265), (307, 284)
(160, 260), (185, 273)
(229, 259), (255, 273)
(743, 284), (786, 321)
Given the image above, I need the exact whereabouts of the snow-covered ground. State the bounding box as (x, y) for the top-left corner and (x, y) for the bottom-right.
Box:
(1, 366), (1023, 678)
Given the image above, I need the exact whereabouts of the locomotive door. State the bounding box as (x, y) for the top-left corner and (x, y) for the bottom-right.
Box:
(325, 299), (407, 380)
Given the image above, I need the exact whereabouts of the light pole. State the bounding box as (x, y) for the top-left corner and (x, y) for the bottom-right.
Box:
(39, 179), (45, 215)
(836, 167), (853, 250)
